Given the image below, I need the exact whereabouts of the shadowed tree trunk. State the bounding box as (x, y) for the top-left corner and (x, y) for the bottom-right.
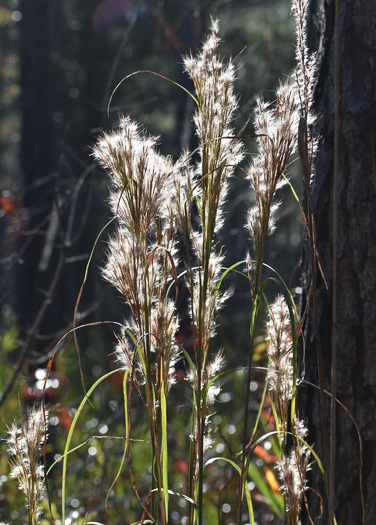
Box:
(301, 0), (376, 522)
(18, 0), (60, 348)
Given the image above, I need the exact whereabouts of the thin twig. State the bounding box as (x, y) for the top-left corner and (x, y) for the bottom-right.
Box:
(329, 0), (340, 522)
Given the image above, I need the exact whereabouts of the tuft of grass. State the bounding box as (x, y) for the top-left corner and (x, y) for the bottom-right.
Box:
(7, 406), (48, 525)
(6, 3), (361, 524)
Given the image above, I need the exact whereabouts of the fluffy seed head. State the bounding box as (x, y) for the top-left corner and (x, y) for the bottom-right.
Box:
(245, 80), (299, 260)
(291, 0), (317, 122)
(265, 295), (293, 402)
(7, 406), (48, 524)
(276, 418), (311, 519)
(93, 116), (175, 239)
(184, 19), (244, 236)
(248, 80), (299, 206)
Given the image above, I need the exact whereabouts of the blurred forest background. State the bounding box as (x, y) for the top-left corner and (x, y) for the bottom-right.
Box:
(0, 0), (314, 522)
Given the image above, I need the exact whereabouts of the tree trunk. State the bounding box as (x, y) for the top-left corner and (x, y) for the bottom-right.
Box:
(301, 0), (376, 522)
(19, 0), (59, 328)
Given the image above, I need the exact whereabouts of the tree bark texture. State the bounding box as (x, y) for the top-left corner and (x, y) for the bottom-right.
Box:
(301, 0), (376, 523)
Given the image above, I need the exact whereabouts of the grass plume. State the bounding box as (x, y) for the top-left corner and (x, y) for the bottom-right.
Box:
(7, 406), (48, 525)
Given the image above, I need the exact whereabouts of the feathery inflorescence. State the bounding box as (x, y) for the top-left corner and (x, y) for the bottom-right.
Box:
(291, 0), (317, 122)
(183, 19), (243, 236)
(0, 6), (325, 523)
(291, 0), (318, 184)
(277, 418), (311, 523)
(182, 19), (244, 370)
(7, 406), (48, 525)
(93, 117), (180, 391)
(245, 80), (299, 292)
(91, 16), (315, 523)
(179, 23), (245, 484)
(266, 294), (293, 404)
(265, 295), (310, 521)
(93, 113), (183, 522)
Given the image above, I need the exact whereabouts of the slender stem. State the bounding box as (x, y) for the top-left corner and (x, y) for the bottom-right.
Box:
(143, 268), (167, 525)
(197, 269), (206, 525)
(302, 133), (330, 490)
(197, 150), (217, 525)
(237, 211), (269, 525)
(188, 401), (197, 525)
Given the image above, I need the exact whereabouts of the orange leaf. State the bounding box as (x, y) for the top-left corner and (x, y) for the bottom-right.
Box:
(265, 468), (280, 493)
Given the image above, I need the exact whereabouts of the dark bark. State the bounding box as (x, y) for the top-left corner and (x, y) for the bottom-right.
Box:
(301, 0), (376, 523)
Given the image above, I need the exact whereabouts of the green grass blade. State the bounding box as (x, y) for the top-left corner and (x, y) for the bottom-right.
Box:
(84, 218), (116, 283)
(181, 347), (195, 374)
(61, 367), (124, 523)
(47, 435), (128, 476)
(282, 172), (300, 203)
(215, 260), (246, 296)
(105, 370), (130, 509)
(204, 457), (254, 525)
(161, 379), (169, 518)
(205, 456), (240, 473)
(149, 488), (196, 507)
(269, 398), (281, 440)
(250, 430), (327, 484)
(248, 462), (284, 516)
(249, 279), (271, 341)
(107, 70), (199, 117)
(244, 480), (255, 525)
(250, 379), (268, 444)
